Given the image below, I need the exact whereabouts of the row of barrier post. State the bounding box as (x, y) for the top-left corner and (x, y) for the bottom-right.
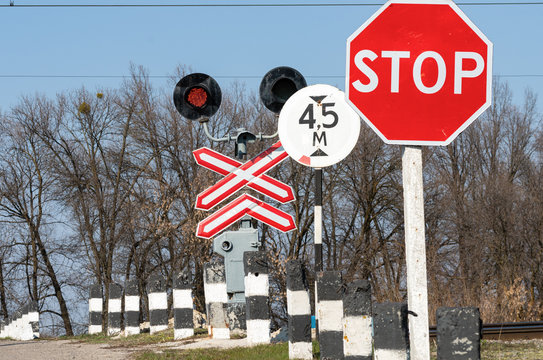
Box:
(0, 302), (40, 340)
(287, 263), (482, 360)
(89, 252), (272, 343)
(89, 271), (194, 339)
(88, 254), (481, 360)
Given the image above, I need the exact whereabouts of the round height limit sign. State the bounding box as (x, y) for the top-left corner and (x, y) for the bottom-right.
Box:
(278, 84), (360, 168)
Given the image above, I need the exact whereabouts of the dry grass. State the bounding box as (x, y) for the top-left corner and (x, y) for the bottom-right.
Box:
(68, 331), (543, 359)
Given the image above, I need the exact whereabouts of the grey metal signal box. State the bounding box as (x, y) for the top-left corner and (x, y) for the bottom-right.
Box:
(212, 219), (260, 303)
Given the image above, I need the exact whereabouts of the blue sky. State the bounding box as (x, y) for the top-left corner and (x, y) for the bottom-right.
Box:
(0, 0), (542, 112)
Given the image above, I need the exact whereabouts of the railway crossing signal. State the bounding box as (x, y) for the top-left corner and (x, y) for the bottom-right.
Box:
(173, 73), (222, 120)
(194, 142), (295, 211)
(194, 141), (296, 238)
(196, 194), (296, 239)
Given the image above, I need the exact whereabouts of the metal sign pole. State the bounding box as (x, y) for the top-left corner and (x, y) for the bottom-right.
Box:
(314, 167), (323, 341)
(315, 168), (323, 272)
(401, 145), (430, 360)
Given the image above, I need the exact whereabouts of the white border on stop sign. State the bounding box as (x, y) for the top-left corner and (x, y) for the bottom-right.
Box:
(345, 0), (493, 146)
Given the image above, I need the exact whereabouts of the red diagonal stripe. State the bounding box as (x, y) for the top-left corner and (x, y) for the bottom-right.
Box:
(194, 141), (294, 210)
(196, 194), (296, 239)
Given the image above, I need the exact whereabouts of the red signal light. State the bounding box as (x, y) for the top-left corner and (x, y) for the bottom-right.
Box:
(186, 87), (208, 108)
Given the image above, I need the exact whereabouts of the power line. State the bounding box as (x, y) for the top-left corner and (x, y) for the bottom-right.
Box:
(1, 2), (543, 7)
(0, 74), (541, 79)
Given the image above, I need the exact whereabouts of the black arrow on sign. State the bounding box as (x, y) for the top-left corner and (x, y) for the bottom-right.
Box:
(311, 149), (328, 157)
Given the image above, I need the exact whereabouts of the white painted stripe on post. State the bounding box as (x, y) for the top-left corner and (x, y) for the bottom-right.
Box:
(212, 327), (231, 339)
(314, 205), (322, 244)
(125, 326), (140, 336)
(318, 300), (343, 332)
(174, 328), (194, 340)
(246, 319), (270, 344)
(89, 298), (102, 312)
(89, 324), (102, 334)
(289, 341), (313, 359)
(374, 349), (407, 360)
(108, 327), (121, 336)
(173, 289), (193, 309)
(343, 315), (373, 356)
(286, 289), (311, 316)
(150, 324), (168, 333)
(148, 293), (167, 310)
(28, 311), (39, 322)
(125, 295), (139, 312)
(204, 283), (228, 303)
(244, 273), (269, 297)
(108, 299), (121, 313)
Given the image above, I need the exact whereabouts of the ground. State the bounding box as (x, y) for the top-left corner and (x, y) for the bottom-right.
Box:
(1, 335), (543, 359)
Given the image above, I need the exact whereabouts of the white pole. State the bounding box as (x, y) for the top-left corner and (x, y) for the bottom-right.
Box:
(401, 146), (430, 360)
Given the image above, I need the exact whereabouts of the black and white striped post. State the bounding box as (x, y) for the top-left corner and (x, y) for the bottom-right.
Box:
(286, 259), (312, 360)
(314, 168), (323, 336)
(436, 307), (481, 360)
(148, 274), (168, 334)
(316, 270), (344, 360)
(203, 261), (230, 339)
(124, 279), (140, 336)
(173, 269), (194, 340)
(88, 284), (102, 334)
(108, 283), (122, 336)
(373, 303), (409, 360)
(343, 280), (373, 359)
(244, 251), (270, 345)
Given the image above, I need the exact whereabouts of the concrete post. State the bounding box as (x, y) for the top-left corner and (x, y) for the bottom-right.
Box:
(317, 271), (344, 360)
(124, 280), (140, 336)
(13, 310), (20, 339)
(243, 251), (270, 345)
(29, 301), (39, 339)
(203, 261), (230, 339)
(402, 146), (431, 360)
(343, 280), (372, 359)
(173, 269), (194, 340)
(286, 259), (312, 360)
(108, 283), (122, 336)
(437, 307), (481, 360)
(20, 304), (32, 341)
(373, 303), (409, 360)
(88, 284), (103, 334)
(148, 274), (168, 334)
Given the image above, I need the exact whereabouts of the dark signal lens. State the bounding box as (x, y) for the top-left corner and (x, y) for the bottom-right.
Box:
(186, 87), (208, 108)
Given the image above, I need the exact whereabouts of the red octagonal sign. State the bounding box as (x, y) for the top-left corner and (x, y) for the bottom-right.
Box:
(346, 0), (493, 145)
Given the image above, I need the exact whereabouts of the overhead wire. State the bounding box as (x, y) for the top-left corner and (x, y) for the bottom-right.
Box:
(1, 2), (543, 7)
(0, 74), (541, 79)
(1, 1), (541, 80)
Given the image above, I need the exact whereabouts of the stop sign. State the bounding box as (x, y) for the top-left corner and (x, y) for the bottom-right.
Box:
(346, 0), (493, 145)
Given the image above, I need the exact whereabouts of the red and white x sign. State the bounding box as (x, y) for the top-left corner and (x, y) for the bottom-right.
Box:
(196, 194), (296, 239)
(194, 141), (297, 238)
(193, 141), (295, 210)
